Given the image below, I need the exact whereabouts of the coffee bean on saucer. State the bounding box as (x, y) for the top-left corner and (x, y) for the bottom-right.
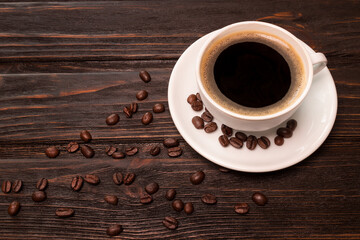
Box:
(204, 122), (217, 133)
(234, 203), (249, 214)
(286, 119), (297, 131)
(221, 124), (233, 137)
(139, 70), (151, 83)
(112, 172), (123, 185)
(150, 145), (161, 156)
(55, 208), (74, 218)
(124, 172), (136, 185)
(32, 190), (47, 202)
(196, 92), (202, 101)
(192, 116), (204, 129)
(125, 147), (138, 156)
(36, 178), (48, 191)
(153, 103), (165, 113)
(165, 189), (176, 200)
(229, 137), (243, 149)
(163, 138), (179, 148)
(84, 174), (100, 185)
(136, 90), (148, 100)
(184, 202), (194, 215)
(8, 201), (21, 216)
(140, 193), (153, 204)
(252, 192), (268, 206)
(187, 94), (197, 104)
(201, 110), (213, 122)
(190, 170), (205, 185)
(80, 130), (92, 143)
(106, 146), (117, 156)
(191, 100), (203, 111)
(235, 132), (247, 142)
(112, 151), (126, 159)
(201, 194), (217, 204)
(81, 145), (95, 158)
(45, 146), (59, 158)
(12, 180), (23, 193)
(277, 127), (293, 138)
(163, 216), (178, 230)
(71, 176), (84, 191)
(218, 135), (230, 147)
(106, 224), (123, 236)
(104, 195), (118, 205)
(274, 136), (284, 146)
(1, 180), (11, 193)
(130, 102), (138, 113)
(246, 135), (257, 150)
(106, 113), (120, 125)
(168, 147), (182, 157)
(145, 182), (159, 195)
(172, 199), (184, 212)
(123, 106), (132, 118)
(67, 142), (79, 153)
(141, 112), (153, 125)
(257, 136), (271, 149)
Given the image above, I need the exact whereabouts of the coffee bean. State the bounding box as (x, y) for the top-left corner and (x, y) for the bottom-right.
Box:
(12, 180), (23, 193)
(130, 102), (138, 113)
(153, 103), (165, 113)
(125, 147), (138, 156)
(36, 178), (48, 191)
(187, 94), (197, 104)
(221, 124), (233, 137)
(32, 190), (47, 202)
(104, 195), (118, 205)
(234, 203), (249, 214)
(165, 189), (176, 200)
(274, 135), (284, 146)
(168, 147), (182, 157)
(67, 142), (79, 153)
(191, 100), (203, 111)
(55, 208), (74, 218)
(145, 182), (159, 195)
(252, 192), (268, 206)
(84, 174), (100, 185)
(286, 119), (297, 131)
(218, 167), (231, 173)
(112, 151), (126, 159)
(218, 135), (230, 147)
(201, 110), (213, 122)
(190, 170), (205, 185)
(277, 127), (293, 138)
(184, 202), (194, 215)
(80, 130), (92, 143)
(136, 90), (148, 100)
(258, 136), (271, 149)
(8, 201), (21, 216)
(81, 145), (95, 158)
(196, 92), (202, 101)
(229, 137), (243, 149)
(140, 193), (153, 204)
(149, 146), (160, 156)
(71, 176), (84, 191)
(163, 138), (179, 148)
(45, 146), (59, 158)
(192, 116), (204, 129)
(246, 135), (257, 150)
(204, 122), (218, 133)
(123, 106), (132, 118)
(141, 112), (153, 125)
(112, 172), (123, 185)
(106, 146), (117, 156)
(106, 113), (120, 125)
(172, 199), (184, 212)
(235, 132), (247, 142)
(1, 180), (11, 193)
(139, 70), (151, 83)
(124, 172), (136, 185)
(106, 224), (123, 236)
(163, 216), (178, 230)
(201, 194), (217, 204)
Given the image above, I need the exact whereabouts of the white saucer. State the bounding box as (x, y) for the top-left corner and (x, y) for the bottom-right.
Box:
(168, 31), (338, 172)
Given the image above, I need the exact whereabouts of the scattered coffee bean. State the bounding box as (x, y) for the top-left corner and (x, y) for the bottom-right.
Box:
(163, 216), (178, 230)
(246, 135), (257, 150)
(257, 136), (271, 149)
(124, 172), (136, 185)
(172, 199), (184, 212)
(287, 119), (297, 131)
(104, 195), (118, 205)
(145, 182), (159, 195)
(106, 146), (117, 156)
(190, 170), (205, 185)
(1, 180), (11, 193)
(130, 102), (138, 113)
(234, 203), (249, 214)
(12, 180), (23, 193)
(184, 202), (194, 215)
(123, 106), (132, 118)
(204, 122), (218, 133)
(112, 172), (123, 185)
(192, 116), (204, 129)
(218, 167), (230, 173)
(106, 224), (123, 236)
(218, 135), (230, 147)
(163, 138), (179, 148)
(141, 112), (153, 125)
(149, 146), (160, 156)
(201, 110), (213, 122)
(32, 190), (47, 202)
(252, 192), (268, 206)
(80, 130), (92, 143)
(36, 178), (48, 191)
(221, 124), (233, 137)
(112, 151), (126, 159)
(106, 113), (120, 125)
(55, 208), (74, 218)
(196, 92), (202, 101)
(187, 94), (197, 104)
(45, 146), (59, 158)
(67, 142), (79, 153)
(8, 201), (21, 216)
(84, 174), (100, 185)
(71, 176), (84, 192)
(81, 145), (95, 158)
(191, 100), (203, 111)
(136, 90), (148, 100)
(140, 193), (153, 204)
(277, 127), (293, 138)
(153, 103), (165, 113)
(201, 193), (217, 205)
(229, 137), (243, 149)
(139, 70), (151, 83)
(165, 189), (176, 201)
(274, 135), (284, 146)
(235, 132), (247, 142)
(168, 147), (182, 157)
(125, 147), (138, 156)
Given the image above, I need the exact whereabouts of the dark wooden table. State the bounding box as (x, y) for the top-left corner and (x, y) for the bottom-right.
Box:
(1, 1), (359, 239)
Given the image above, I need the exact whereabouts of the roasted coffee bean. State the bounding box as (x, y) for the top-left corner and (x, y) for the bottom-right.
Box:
(149, 146), (160, 156)
(201, 110), (213, 122)
(274, 135), (284, 146)
(163, 216), (178, 230)
(106, 224), (123, 236)
(191, 100), (203, 111)
(229, 137), (243, 149)
(81, 145), (95, 158)
(124, 172), (136, 185)
(130, 102), (138, 113)
(204, 122), (218, 133)
(123, 106), (132, 118)
(163, 138), (179, 148)
(139, 70), (151, 83)
(235, 132), (247, 142)
(187, 94), (197, 104)
(277, 127), (293, 138)
(8, 201), (21, 216)
(80, 130), (92, 143)
(104, 195), (118, 205)
(145, 182), (159, 195)
(36, 178), (48, 191)
(55, 208), (74, 218)
(67, 142), (79, 153)
(218, 167), (230, 173)
(112, 172), (123, 185)
(125, 147), (138, 156)
(12, 180), (23, 193)
(258, 136), (271, 149)
(84, 174), (100, 185)
(218, 135), (230, 147)
(106, 146), (117, 156)
(45, 146), (59, 158)
(287, 119), (297, 131)
(141, 112), (153, 125)
(196, 92), (202, 101)
(172, 199), (184, 212)
(234, 203), (250, 214)
(246, 135), (257, 150)
(153, 103), (165, 113)
(190, 170), (205, 185)
(221, 124), (233, 137)
(192, 116), (204, 129)
(106, 113), (120, 125)
(165, 189), (176, 200)
(112, 151), (126, 159)
(1, 180), (11, 193)
(184, 202), (194, 215)
(32, 190), (47, 202)
(168, 147), (182, 157)
(201, 193), (217, 204)
(71, 176), (84, 191)
(136, 90), (148, 100)
(140, 193), (153, 204)
(252, 192), (268, 206)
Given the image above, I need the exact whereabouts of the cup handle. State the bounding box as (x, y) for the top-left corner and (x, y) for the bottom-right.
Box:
(309, 52), (327, 75)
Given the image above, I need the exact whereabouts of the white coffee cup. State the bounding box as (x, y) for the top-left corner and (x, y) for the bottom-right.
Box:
(195, 21), (327, 131)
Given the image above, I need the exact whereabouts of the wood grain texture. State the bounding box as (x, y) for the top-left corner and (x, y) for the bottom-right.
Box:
(0, 0), (359, 239)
